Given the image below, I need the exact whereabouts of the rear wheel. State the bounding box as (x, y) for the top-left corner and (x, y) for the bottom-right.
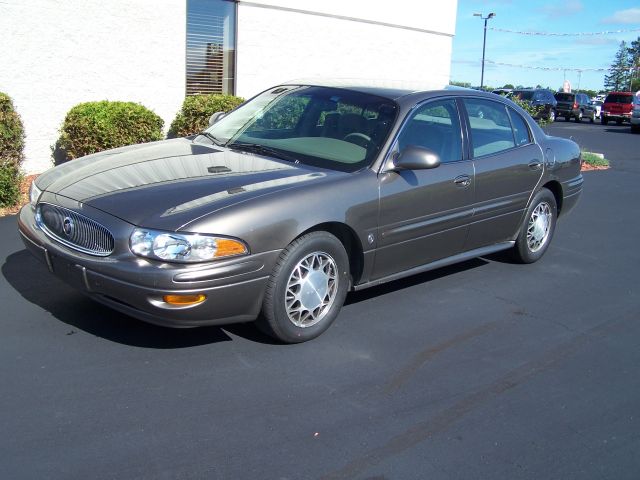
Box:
(601, 116), (608, 125)
(589, 111), (595, 123)
(257, 231), (350, 343)
(575, 110), (583, 122)
(632, 124), (640, 134)
(511, 188), (557, 264)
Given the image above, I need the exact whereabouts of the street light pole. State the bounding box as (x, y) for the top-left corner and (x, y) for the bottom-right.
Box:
(473, 12), (496, 90)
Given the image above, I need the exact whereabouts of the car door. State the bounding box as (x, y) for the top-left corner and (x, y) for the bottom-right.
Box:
(372, 98), (474, 281)
(462, 98), (544, 250)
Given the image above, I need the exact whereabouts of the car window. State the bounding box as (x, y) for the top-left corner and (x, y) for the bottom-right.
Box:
(464, 98), (515, 157)
(604, 94), (633, 104)
(555, 93), (573, 102)
(508, 108), (531, 146)
(397, 99), (462, 163)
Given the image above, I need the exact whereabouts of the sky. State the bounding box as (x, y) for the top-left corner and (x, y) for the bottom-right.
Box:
(451, 0), (640, 92)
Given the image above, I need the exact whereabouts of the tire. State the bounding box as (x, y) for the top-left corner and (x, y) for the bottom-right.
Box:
(510, 188), (557, 264)
(575, 110), (583, 123)
(601, 116), (608, 125)
(631, 124), (640, 134)
(257, 231), (350, 343)
(589, 111), (595, 123)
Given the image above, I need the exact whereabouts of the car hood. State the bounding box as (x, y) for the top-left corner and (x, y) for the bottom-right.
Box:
(37, 138), (339, 230)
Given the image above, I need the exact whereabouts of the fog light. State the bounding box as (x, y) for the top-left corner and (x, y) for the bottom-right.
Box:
(163, 294), (206, 305)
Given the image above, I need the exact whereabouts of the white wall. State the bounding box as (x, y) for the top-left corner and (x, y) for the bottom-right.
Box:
(0, 0), (186, 174)
(236, 0), (457, 98)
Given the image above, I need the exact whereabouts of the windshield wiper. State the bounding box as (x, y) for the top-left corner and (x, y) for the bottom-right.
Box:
(227, 142), (299, 163)
(199, 132), (224, 146)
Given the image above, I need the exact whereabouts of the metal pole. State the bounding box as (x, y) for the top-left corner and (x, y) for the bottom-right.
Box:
(481, 18), (487, 89)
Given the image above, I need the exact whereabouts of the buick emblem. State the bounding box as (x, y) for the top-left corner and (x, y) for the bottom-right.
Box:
(62, 217), (74, 237)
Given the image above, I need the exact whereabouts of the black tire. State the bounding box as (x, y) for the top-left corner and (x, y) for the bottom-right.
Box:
(575, 110), (583, 123)
(257, 231), (350, 343)
(510, 188), (557, 264)
(601, 116), (608, 125)
(631, 124), (640, 134)
(589, 112), (595, 123)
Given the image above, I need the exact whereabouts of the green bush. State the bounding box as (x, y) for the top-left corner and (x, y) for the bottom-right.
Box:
(168, 94), (244, 138)
(55, 101), (164, 162)
(0, 92), (25, 208)
(510, 96), (551, 126)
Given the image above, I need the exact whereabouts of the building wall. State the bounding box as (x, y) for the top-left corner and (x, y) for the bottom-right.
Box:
(0, 0), (186, 174)
(236, 1), (457, 98)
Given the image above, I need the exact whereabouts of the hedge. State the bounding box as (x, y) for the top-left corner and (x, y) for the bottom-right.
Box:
(168, 94), (244, 138)
(0, 92), (25, 208)
(55, 101), (164, 162)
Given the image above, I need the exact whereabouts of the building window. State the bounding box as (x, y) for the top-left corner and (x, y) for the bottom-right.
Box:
(186, 0), (236, 95)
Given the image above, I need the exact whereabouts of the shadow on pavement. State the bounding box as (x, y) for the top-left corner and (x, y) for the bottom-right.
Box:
(1, 249), (276, 348)
(346, 258), (489, 305)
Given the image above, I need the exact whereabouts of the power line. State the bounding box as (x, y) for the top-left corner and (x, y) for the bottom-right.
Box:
(485, 60), (607, 72)
(489, 27), (640, 36)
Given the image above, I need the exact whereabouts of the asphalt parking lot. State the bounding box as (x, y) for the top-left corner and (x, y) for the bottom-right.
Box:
(1, 121), (638, 479)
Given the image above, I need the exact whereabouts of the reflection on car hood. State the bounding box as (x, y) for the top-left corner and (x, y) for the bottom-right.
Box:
(36, 138), (338, 229)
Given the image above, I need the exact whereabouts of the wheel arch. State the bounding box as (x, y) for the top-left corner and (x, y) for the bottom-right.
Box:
(542, 180), (563, 216)
(300, 222), (364, 288)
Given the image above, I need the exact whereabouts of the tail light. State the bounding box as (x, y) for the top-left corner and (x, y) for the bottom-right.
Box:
(573, 102), (578, 109)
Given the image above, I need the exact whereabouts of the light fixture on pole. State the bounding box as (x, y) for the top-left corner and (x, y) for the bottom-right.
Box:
(473, 12), (496, 90)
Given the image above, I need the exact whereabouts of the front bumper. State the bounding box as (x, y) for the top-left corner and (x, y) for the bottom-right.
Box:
(18, 204), (280, 328)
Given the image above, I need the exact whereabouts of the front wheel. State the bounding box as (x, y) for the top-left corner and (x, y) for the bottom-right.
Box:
(510, 188), (557, 264)
(257, 231), (350, 343)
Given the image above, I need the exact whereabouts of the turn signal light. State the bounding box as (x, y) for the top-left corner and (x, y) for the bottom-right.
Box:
(214, 238), (247, 257)
(163, 294), (206, 305)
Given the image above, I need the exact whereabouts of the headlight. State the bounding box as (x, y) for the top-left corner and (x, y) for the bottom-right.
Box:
(130, 228), (248, 263)
(29, 182), (42, 207)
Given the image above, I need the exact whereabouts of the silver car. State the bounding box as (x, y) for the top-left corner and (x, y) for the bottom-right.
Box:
(19, 83), (583, 343)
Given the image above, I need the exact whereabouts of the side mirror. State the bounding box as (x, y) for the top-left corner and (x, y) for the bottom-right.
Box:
(393, 146), (441, 171)
(208, 111), (226, 126)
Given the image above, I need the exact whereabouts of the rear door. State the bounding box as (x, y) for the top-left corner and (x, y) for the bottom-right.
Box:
(372, 98), (474, 280)
(462, 98), (544, 250)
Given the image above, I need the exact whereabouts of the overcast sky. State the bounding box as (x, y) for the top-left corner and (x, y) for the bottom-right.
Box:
(451, 0), (640, 91)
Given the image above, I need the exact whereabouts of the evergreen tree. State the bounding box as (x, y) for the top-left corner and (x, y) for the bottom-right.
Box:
(629, 37), (640, 91)
(604, 41), (631, 91)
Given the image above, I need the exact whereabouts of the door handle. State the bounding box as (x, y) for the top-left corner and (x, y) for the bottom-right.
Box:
(528, 160), (543, 170)
(454, 175), (471, 187)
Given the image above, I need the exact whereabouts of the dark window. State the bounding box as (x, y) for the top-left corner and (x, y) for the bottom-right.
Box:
(465, 99), (515, 157)
(555, 93), (574, 102)
(508, 108), (531, 146)
(186, 0), (236, 95)
(397, 99), (462, 163)
(604, 94), (633, 104)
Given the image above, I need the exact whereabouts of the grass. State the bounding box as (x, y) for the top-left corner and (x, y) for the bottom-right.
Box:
(581, 151), (609, 168)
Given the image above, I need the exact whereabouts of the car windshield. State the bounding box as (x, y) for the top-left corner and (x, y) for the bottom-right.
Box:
(604, 94), (632, 104)
(514, 91), (534, 101)
(202, 85), (398, 172)
(555, 93), (574, 102)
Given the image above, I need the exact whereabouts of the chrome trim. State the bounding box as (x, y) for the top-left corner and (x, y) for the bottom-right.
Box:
(36, 203), (115, 257)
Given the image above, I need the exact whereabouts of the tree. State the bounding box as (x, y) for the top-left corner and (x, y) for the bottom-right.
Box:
(502, 83), (514, 89)
(604, 41), (632, 91)
(449, 80), (471, 88)
(630, 37), (640, 91)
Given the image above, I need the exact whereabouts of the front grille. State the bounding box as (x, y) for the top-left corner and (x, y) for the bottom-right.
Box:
(37, 203), (115, 256)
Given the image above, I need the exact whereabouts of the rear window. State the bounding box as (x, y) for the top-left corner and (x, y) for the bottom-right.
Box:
(555, 93), (574, 102)
(514, 91), (534, 101)
(604, 94), (633, 104)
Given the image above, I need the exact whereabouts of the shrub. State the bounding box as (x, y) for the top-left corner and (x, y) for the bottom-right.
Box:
(0, 92), (25, 208)
(55, 101), (164, 162)
(168, 94), (244, 138)
(510, 96), (551, 126)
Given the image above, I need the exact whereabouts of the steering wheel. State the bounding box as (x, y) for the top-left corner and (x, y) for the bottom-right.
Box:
(342, 132), (372, 149)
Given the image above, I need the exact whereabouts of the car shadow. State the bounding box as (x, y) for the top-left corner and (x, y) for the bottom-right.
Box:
(603, 127), (634, 134)
(346, 257), (488, 305)
(4, 248), (494, 346)
(1, 249), (279, 348)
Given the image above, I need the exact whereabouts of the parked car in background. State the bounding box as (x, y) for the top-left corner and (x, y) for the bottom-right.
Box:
(601, 92), (637, 125)
(554, 92), (593, 122)
(492, 88), (513, 96)
(631, 99), (640, 133)
(512, 89), (557, 121)
(589, 100), (603, 119)
(18, 83), (583, 343)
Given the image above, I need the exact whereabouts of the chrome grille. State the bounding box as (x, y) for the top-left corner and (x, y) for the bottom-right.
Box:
(37, 203), (115, 256)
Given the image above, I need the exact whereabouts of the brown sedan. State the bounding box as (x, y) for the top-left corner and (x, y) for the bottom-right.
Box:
(19, 83), (583, 342)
